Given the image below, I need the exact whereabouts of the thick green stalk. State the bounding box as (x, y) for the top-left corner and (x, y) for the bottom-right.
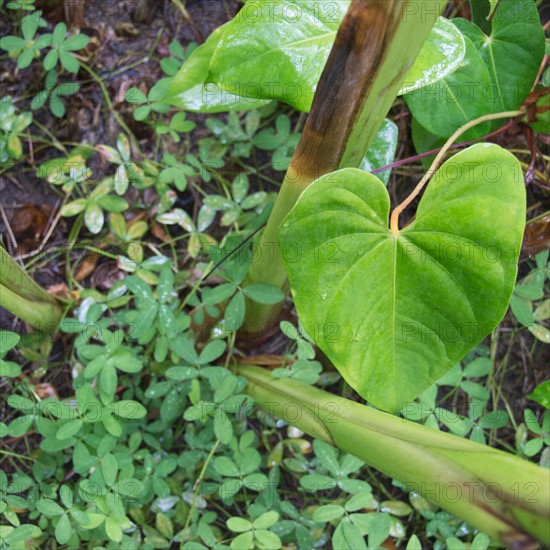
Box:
(243, 0), (446, 335)
(0, 247), (64, 333)
(237, 365), (550, 548)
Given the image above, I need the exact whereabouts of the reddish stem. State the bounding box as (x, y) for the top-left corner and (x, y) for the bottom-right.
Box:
(372, 116), (521, 176)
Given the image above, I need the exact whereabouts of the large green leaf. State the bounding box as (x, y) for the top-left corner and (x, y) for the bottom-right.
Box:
(405, 36), (495, 140)
(206, 1), (464, 112)
(453, 0), (544, 113)
(279, 144), (525, 411)
(407, 0), (544, 141)
(207, 0), (347, 112)
(161, 23), (269, 112)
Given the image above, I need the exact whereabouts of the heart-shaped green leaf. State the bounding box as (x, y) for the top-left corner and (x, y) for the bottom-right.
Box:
(206, 0), (464, 112)
(408, 0), (544, 140)
(453, 0), (544, 113)
(279, 144), (525, 411)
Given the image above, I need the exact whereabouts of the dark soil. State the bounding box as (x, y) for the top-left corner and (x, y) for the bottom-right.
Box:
(0, 0), (244, 329)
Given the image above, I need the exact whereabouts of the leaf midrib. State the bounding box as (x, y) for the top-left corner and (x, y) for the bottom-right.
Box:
(400, 235), (477, 322)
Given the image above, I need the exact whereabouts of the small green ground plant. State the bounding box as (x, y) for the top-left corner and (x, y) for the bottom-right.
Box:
(0, 96), (32, 162)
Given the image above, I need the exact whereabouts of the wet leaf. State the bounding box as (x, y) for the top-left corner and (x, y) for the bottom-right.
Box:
(207, 3), (464, 112)
(280, 145), (525, 411)
(360, 118), (399, 185)
(162, 23), (269, 113)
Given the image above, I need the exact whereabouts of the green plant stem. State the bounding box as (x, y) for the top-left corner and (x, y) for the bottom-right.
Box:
(65, 214), (84, 291)
(0, 246), (64, 332)
(175, 260), (214, 315)
(0, 449), (36, 462)
(243, 0), (446, 334)
(171, 0), (192, 23)
(180, 439), (220, 546)
(389, 110), (525, 232)
(528, 209), (550, 223)
(31, 119), (68, 154)
(237, 364), (550, 547)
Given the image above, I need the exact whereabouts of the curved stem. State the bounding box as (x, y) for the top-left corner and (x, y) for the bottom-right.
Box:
(389, 110), (525, 233)
(371, 116), (521, 175)
(31, 121), (67, 152)
(180, 439), (220, 546)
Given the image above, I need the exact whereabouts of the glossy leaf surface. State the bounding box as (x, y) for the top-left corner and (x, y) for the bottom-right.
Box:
(408, 0), (545, 139)
(398, 17), (465, 95)
(279, 144), (525, 411)
(162, 23), (269, 112)
(206, 1), (464, 112)
(405, 36), (494, 140)
(360, 118), (398, 185)
(453, 0), (544, 113)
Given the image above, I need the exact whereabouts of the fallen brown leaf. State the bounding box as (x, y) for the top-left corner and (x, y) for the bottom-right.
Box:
(151, 222), (170, 243)
(11, 204), (50, 240)
(47, 283), (77, 301)
(523, 215), (550, 257)
(34, 383), (59, 400)
(75, 251), (100, 282)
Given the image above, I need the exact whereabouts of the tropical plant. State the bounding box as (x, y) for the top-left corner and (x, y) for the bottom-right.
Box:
(0, 0), (548, 548)
(159, 0), (548, 545)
